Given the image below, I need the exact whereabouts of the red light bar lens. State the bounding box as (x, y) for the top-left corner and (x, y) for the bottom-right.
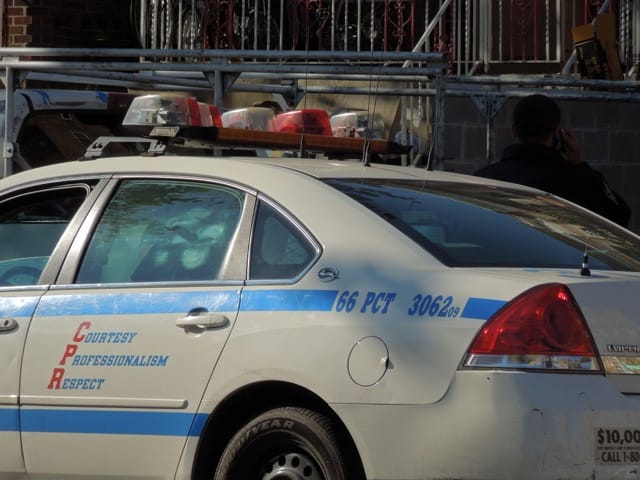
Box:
(275, 109), (332, 135)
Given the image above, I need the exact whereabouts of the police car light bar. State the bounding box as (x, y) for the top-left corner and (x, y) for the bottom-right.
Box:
(114, 95), (410, 157)
(214, 128), (409, 155)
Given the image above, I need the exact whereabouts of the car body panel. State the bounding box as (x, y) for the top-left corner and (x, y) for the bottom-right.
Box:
(19, 285), (240, 479)
(0, 288), (44, 478)
(334, 371), (640, 479)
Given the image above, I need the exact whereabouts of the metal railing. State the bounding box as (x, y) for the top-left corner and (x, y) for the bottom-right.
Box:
(132, 0), (640, 79)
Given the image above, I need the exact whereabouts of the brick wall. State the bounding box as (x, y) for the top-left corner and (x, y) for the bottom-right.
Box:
(6, 0), (30, 46)
(3, 0), (137, 48)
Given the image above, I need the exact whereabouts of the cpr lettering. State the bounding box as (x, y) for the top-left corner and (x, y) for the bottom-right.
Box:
(49, 321), (94, 390)
(74, 321), (91, 341)
(48, 368), (65, 389)
(360, 292), (396, 314)
(58, 321), (91, 365)
(59, 343), (77, 365)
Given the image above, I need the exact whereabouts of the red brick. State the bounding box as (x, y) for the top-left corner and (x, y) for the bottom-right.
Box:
(13, 16), (32, 26)
(7, 7), (27, 16)
(11, 34), (32, 44)
(8, 25), (26, 35)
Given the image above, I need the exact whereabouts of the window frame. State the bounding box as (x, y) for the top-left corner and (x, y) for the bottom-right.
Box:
(0, 178), (104, 287)
(245, 194), (321, 285)
(58, 174), (257, 287)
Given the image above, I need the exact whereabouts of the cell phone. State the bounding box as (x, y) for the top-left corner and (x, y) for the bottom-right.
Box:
(554, 128), (566, 155)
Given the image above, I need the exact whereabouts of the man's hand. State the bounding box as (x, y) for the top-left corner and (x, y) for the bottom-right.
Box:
(559, 128), (582, 166)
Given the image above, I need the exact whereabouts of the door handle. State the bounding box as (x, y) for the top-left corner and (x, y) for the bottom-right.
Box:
(0, 318), (18, 332)
(176, 312), (229, 330)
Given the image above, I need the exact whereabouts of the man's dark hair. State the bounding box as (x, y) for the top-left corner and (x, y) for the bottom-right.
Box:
(512, 94), (561, 142)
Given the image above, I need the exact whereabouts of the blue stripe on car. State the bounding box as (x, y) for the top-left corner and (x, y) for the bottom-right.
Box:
(461, 297), (506, 320)
(0, 296), (40, 317)
(0, 408), (19, 432)
(19, 409), (208, 436)
(240, 289), (338, 311)
(31, 289), (339, 316)
(35, 290), (242, 316)
(5, 290), (504, 318)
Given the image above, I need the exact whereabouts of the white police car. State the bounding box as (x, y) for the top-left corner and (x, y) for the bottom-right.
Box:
(1, 97), (640, 480)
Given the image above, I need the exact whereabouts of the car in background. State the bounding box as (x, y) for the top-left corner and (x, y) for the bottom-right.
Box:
(0, 89), (134, 175)
(1, 96), (640, 480)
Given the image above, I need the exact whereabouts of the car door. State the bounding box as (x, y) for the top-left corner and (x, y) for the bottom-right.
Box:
(19, 177), (252, 479)
(0, 182), (96, 478)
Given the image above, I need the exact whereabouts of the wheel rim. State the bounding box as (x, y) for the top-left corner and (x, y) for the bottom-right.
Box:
(262, 452), (324, 480)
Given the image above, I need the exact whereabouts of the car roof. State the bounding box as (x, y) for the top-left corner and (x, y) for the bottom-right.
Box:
(0, 154), (537, 194)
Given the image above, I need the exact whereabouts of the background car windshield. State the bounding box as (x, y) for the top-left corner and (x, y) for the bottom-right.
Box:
(325, 179), (640, 270)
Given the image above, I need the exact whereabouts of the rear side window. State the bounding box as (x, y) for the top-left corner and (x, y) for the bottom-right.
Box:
(325, 179), (640, 271)
(249, 201), (318, 280)
(0, 186), (88, 286)
(76, 179), (245, 283)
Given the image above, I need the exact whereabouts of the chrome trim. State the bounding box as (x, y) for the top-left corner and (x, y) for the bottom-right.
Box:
(49, 280), (244, 291)
(20, 395), (188, 409)
(245, 193), (322, 285)
(0, 394), (18, 404)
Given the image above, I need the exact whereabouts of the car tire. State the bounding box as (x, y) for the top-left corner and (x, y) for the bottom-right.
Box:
(214, 406), (350, 480)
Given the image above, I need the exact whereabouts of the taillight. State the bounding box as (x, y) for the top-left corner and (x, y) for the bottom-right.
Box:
(462, 283), (602, 372)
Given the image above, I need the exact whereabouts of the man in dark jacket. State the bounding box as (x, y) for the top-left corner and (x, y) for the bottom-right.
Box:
(474, 94), (631, 227)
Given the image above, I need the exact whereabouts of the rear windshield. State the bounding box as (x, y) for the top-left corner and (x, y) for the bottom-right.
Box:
(325, 178), (640, 271)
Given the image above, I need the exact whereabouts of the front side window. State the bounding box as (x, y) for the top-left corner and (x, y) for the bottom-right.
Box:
(0, 186), (88, 286)
(326, 179), (640, 271)
(76, 179), (245, 283)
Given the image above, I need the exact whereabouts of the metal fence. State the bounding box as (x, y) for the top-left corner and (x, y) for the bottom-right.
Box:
(0, 47), (449, 173)
(132, 0), (640, 78)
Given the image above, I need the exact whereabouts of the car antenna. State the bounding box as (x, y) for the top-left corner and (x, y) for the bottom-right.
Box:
(362, 42), (383, 167)
(580, 247), (591, 277)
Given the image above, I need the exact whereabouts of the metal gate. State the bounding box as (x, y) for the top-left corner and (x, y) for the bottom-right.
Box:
(131, 0), (640, 78)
